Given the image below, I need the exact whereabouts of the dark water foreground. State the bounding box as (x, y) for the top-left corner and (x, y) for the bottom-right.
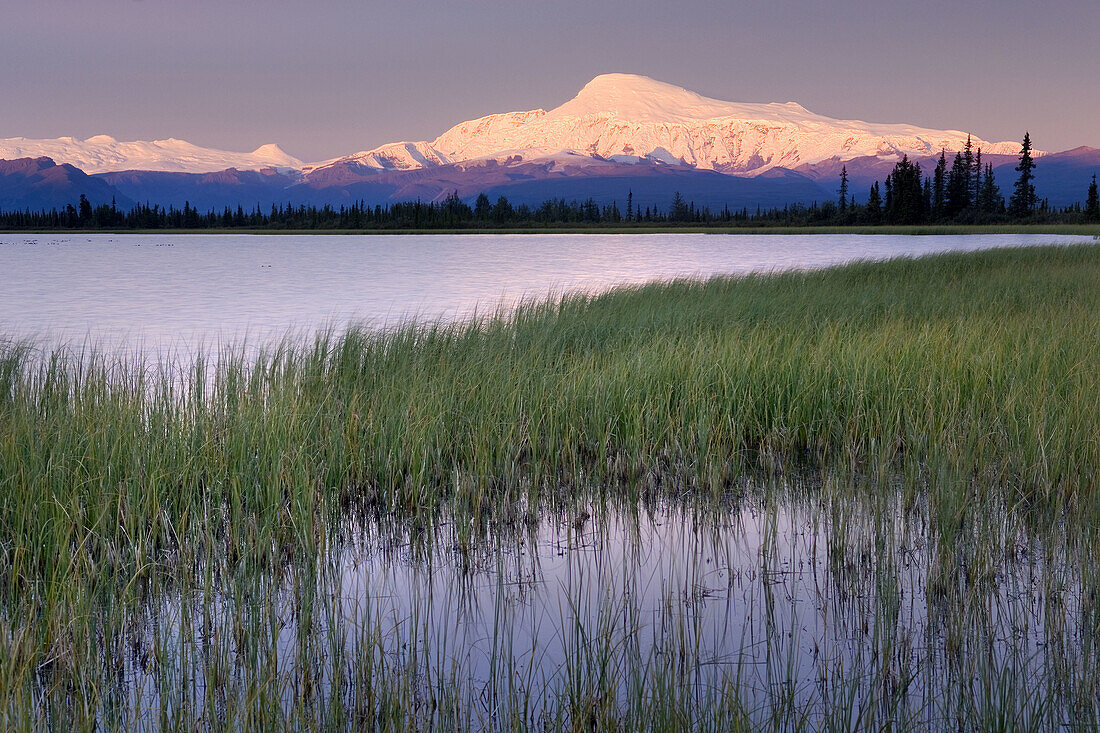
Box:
(30, 476), (1095, 731)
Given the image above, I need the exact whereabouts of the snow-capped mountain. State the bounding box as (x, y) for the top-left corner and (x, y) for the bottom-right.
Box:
(309, 73), (1023, 177)
(2, 74), (1026, 180)
(300, 142), (452, 175)
(8, 73), (1087, 215)
(0, 135), (303, 174)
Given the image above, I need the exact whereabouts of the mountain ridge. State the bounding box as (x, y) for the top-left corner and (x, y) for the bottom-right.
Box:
(0, 156), (133, 210)
(317, 73), (1026, 178)
(0, 136), (303, 175)
(2, 75), (1097, 214)
(4, 74), (1033, 178)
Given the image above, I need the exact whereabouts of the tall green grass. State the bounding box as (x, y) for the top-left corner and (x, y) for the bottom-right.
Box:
(1, 243), (1099, 729)
(3, 244), (1100, 587)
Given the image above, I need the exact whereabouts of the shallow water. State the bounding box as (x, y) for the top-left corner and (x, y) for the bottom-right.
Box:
(111, 483), (1095, 729)
(2, 232), (1092, 352)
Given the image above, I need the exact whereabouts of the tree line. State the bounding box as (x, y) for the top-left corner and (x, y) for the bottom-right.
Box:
(837, 132), (1050, 226)
(1, 134), (1098, 230)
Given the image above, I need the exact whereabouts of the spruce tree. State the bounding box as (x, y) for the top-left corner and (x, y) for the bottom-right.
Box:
(670, 191), (690, 222)
(1008, 132), (1037, 218)
(962, 135), (975, 201)
(493, 196), (513, 224)
(932, 152), (947, 221)
(978, 163), (1002, 215)
(473, 193), (491, 222)
(866, 182), (882, 223)
(884, 156), (923, 224)
(838, 166), (849, 214)
(945, 152), (971, 219)
(1085, 175), (1099, 222)
(973, 148), (983, 203)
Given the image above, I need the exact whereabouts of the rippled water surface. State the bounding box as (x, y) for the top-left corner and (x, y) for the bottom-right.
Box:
(2, 232), (1092, 349)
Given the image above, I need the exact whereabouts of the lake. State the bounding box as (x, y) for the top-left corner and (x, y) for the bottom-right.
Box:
(4, 233), (1097, 728)
(2, 231), (1093, 351)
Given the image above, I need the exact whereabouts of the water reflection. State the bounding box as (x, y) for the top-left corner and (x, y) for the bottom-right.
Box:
(105, 479), (1097, 728)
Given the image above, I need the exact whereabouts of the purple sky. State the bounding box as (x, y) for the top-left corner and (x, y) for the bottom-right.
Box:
(3, 0), (1097, 162)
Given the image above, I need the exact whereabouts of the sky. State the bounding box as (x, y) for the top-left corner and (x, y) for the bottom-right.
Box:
(2, 0), (1097, 163)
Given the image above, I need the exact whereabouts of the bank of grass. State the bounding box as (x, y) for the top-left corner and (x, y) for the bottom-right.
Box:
(2, 243), (1100, 728)
(3, 243), (1100, 581)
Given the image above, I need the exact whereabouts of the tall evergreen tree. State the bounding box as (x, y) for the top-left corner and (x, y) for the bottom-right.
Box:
(945, 153), (971, 219)
(473, 192), (491, 222)
(962, 135), (976, 201)
(838, 166), (849, 214)
(977, 163), (1002, 215)
(866, 182), (882, 223)
(884, 156), (924, 224)
(493, 196), (513, 224)
(669, 191), (690, 222)
(973, 148), (983, 203)
(1008, 132), (1037, 218)
(932, 151), (947, 221)
(1087, 175), (1100, 222)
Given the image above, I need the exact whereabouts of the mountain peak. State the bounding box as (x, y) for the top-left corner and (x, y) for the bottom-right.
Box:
(552, 73), (738, 121)
(579, 73), (694, 97)
(418, 73), (1025, 176)
(549, 74), (825, 126)
(252, 143), (288, 157)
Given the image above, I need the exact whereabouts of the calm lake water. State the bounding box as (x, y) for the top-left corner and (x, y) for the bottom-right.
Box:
(1, 231), (1093, 350)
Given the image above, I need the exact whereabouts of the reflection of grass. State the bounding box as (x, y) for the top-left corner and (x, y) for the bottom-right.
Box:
(2, 243), (1100, 728)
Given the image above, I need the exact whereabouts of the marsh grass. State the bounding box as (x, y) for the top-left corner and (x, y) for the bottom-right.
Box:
(2, 243), (1100, 729)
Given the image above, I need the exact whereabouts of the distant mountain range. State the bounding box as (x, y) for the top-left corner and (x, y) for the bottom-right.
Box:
(0, 136), (302, 175)
(2, 74), (1098, 213)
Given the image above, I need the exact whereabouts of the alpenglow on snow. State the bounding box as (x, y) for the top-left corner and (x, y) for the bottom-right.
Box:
(2, 74), (1021, 177)
(0, 136), (304, 175)
(305, 74), (1021, 176)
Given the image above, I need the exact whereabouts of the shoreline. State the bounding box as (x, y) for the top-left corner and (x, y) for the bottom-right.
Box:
(2, 223), (1099, 236)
